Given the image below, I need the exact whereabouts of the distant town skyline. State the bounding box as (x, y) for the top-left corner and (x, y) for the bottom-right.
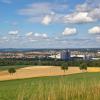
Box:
(0, 0), (100, 48)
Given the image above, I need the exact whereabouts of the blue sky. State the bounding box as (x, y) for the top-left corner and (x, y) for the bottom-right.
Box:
(0, 0), (100, 48)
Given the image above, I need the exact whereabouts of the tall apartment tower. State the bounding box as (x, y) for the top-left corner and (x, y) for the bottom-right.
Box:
(60, 50), (71, 60)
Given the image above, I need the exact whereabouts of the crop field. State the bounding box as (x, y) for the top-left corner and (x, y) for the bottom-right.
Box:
(0, 66), (81, 81)
(0, 66), (100, 81)
(0, 72), (100, 100)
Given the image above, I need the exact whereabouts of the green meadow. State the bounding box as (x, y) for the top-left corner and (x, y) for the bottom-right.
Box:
(0, 73), (100, 100)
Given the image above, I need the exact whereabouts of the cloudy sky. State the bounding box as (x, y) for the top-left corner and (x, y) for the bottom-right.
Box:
(0, 0), (100, 48)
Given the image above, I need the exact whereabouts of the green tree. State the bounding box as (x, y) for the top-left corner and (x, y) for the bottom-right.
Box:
(61, 63), (68, 73)
(79, 63), (87, 72)
(8, 68), (16, 75)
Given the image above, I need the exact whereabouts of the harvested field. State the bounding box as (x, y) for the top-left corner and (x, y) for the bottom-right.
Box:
(0, 66), (100, 81)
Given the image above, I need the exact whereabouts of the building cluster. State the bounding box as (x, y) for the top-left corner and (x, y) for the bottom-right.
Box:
(0, 50), (100, 60)
(49, 50), (100, 60)
(0, 52), (50, 59)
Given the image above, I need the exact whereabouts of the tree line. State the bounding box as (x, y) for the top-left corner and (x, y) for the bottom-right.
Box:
(0, 58), (100, 67)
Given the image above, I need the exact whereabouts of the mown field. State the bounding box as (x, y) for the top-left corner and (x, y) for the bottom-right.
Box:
(0, 72), (100, 100)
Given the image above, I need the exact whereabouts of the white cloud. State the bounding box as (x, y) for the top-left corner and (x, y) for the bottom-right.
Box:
(26, 32), (33, 36)
(76, 3), (91, 12)
(62, 0), (100, 24)
(42, 15), (52, 25)
(89, 8), (100, 19)
(1, 36), (8, 42)
(26, 32), (48, 43)
(8, 31), (18, 35)
(96, 36), (100, 42)
(2, 36), (7, 40)
(17, 0), (100, 24)
(26, 33), (48, 40)
(74, 0), (100, 23)
(18, 2), (67, 16)
(34, 33), (48, 38)
(76, 0), (100, 12)
(88, 26), (100, 34)
(42, 33), (48, 38)
(29, 39), (37, 42)
(62, 28), (77, 35)
(18, 2), (67, 23)
(64, 12), (94, 24)
(18, 3), (50, 16)
(34, 33), (41, 37)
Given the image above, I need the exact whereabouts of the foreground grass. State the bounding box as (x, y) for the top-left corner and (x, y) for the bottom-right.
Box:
(0, 73), (100, 100)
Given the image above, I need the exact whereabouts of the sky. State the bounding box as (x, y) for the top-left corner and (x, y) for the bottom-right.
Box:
(0, 0), (100, 48)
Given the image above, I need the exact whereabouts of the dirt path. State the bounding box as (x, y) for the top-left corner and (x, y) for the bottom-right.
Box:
(0, 66), (100, 81)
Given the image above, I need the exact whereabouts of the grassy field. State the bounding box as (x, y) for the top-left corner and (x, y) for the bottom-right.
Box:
(0, 72), (100, 100)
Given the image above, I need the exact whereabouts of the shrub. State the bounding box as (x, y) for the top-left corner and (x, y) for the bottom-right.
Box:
(61, 63), (68, 73)
(80, 63), (87, 72)
(8, 68), (16, 75)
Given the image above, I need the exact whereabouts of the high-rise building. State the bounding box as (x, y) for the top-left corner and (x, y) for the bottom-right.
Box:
(60, 50), (71, 60)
